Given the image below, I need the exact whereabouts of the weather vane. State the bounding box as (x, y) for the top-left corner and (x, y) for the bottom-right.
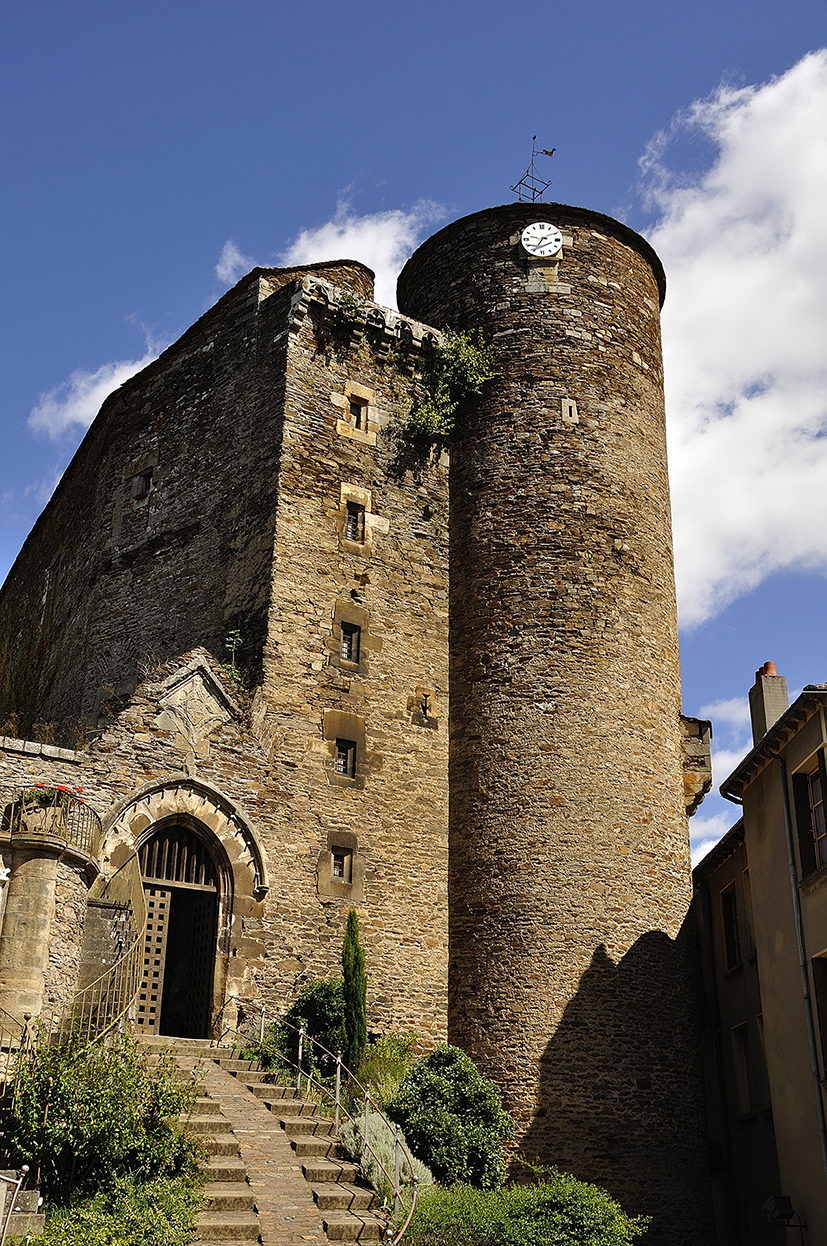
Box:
(511, 138), (556, 203)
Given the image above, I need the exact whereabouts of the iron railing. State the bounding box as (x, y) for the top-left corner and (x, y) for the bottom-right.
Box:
(0, 1006), (26, 1100)
(0, 1164), (30, 1246)
(218, 1001), (419, 1243)
(53, 854), (147, 1044)
(8, 785), (101, 859)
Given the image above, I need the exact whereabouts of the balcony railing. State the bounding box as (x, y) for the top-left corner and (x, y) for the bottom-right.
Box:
(7, 784), (101, 859)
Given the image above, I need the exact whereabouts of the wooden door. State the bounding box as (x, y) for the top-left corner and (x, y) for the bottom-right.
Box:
(134, 887), (171, 1035)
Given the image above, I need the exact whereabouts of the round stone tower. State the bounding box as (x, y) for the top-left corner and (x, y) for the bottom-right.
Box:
(398, 205), (713, 1243)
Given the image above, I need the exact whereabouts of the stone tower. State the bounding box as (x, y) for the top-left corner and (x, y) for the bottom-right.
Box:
(398, 204), (713, 1243)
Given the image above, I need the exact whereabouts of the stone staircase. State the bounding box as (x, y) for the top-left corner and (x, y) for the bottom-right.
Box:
(145, 1036), (389, 1245)
(236, 1066), (386, 1242)
(0, 1169), (45, 1239)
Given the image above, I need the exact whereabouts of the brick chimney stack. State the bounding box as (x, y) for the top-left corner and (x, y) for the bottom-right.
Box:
(749, 660), (789, 744)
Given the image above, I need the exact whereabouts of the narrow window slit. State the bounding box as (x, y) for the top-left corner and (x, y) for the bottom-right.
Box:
(341, 623), (361, 663)
(346, 502), (365, 543)
(335, 739), (356, 777)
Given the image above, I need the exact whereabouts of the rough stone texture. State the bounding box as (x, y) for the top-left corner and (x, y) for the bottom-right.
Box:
(0, 265), (449, 1042)
(42, 858), (88, 1015)
(0, 206), (716, 1240)
(399, 203), (714, 1244)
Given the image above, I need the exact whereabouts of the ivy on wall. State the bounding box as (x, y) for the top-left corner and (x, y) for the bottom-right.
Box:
(403, 329), (498, 441)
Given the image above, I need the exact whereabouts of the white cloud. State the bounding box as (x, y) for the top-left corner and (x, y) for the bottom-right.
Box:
(29, 346), (160, 439)
(216, 240), (255, 286)
(690, 811), (738, 866)
(280, 199), (445, 309)
(698, 696), (751, 731)
(642, 50), (827, 626)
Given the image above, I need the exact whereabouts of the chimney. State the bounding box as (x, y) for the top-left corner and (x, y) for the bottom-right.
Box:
(749, 661), (789, 745)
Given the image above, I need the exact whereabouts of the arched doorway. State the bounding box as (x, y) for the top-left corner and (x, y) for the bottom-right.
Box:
(135, 822), (221, 1038)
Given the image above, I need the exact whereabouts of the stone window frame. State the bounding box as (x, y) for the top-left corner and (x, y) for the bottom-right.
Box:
(322, 710), (367, 790)
(332, 484), (390, 558)
(332, 380), (378, 446)
(326, 599), (381, 678)
(317, 829), (365, 902)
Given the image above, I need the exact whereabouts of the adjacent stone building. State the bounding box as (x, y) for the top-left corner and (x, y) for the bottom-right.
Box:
(0, 204), (714, 1242)
(695, 663), (827, 1242)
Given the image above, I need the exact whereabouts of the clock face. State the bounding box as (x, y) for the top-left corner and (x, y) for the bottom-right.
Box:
(521, 221), (563, 258)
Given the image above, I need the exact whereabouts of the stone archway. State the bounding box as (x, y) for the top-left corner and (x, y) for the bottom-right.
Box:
(100, 778), (269, 1037)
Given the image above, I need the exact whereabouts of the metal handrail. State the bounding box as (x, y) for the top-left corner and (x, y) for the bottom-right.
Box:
(219, 1001), (419, 1243)
(0, 1006), (25, 1100)
(0, 1165), (29, 1246)
(55, 853), (147, 1044)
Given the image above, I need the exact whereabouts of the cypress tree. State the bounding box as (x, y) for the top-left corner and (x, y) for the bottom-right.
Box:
(342, 908), (367, 1072)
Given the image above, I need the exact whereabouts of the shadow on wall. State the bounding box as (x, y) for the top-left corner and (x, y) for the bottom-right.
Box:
(517, 924), (714, 1246)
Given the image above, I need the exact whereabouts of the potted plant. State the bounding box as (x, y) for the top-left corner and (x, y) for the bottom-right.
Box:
(12, 784), (83, 840)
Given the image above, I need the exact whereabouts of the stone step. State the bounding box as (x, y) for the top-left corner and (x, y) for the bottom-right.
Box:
(205, 1134), (243, 1156)
(194, 1097), (223, 1116)
(280, 1115), (334, 1137)
(206, 1156), (249, 1182)
(188, 1115), (231, 1135)
(322, 1210), (387, 1240)
(4, 1212), (46, 1237)
(201, 1181), (256, 1212)
(302, 1157), (359, 1184)
(311, 1182), (376, 1212)
(243, 1080), (301, 1102)
(291, 1136), (343, 1158)
(194, 1210), (260, 1241)
(211, 1058), (262, 1073)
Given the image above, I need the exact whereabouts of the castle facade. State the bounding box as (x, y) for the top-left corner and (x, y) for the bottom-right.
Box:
(0, 203), (714, 1243)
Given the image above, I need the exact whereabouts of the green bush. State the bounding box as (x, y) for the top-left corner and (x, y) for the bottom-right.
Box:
(8, 1033), (202, 1204)
(387, 1045), (513, 1189)
(21, 1172), (203, 1246)
(354, 1031), (418, 1111)
(405, 1174), (649, 1246)
(235, 979), (346, 1080)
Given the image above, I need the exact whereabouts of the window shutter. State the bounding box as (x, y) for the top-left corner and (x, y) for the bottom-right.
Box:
(793, 772), (817, 877)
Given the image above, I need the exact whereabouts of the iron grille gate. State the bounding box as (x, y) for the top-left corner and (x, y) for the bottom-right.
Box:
(135, 824), (219, 1038)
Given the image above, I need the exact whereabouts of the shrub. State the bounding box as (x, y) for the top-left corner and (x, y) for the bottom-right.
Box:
(405, 1174), (649, 1246)
(342, 909), (367, 1072)
(387, 1045), (513, 1189)
(23, 1172), (203, 1246)
(405, 330), (498, 440)
(339, 1110), (434, 1207)
(235, 978), (346, 1081)
(354, 1031), (418, 1111)
(8, 1032), (202, 1204)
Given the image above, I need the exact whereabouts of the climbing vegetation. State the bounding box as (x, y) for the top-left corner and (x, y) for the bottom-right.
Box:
(404, 329), (498, 440)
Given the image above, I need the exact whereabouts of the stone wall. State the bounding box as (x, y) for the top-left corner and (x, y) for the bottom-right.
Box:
(42, 859), (89, 1014)
(0, 262), (375, 736)
(251, 284), (450, 1042)
(0, 265), (450, 1042)
(399, 203), (713, 1244)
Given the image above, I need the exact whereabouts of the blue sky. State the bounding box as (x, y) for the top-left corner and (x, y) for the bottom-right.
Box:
(3, 1), (827, 859)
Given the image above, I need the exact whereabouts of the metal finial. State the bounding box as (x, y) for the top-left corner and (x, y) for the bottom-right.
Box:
(511, 139), (555, 203)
